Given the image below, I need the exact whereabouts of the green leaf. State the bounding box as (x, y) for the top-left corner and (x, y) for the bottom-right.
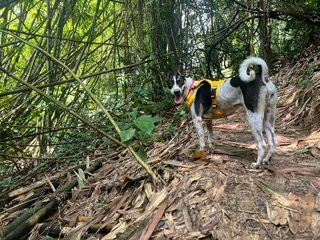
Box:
(41, 236), (54, 240)
(129, 108), (138, 120)
(120, 128), (136, 142)
(137, 146), (147, 161)
(134, 115), (162, 135)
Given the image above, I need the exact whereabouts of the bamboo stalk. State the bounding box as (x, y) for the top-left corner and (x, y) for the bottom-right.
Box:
(0, 30), (156, 180)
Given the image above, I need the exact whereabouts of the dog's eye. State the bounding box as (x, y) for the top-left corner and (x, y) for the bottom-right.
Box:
(177, 77), (185, 85)
(167, 79), (174, 87)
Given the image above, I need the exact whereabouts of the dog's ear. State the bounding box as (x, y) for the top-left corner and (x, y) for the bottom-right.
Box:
(177, 64), (185, 76)
(165, 73), (171, 81)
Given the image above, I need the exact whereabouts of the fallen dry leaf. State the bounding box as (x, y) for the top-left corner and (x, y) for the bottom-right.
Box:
(266, 202), (288, 225)
(315, 192), (320, 211)
(102, 221), (128, 240)
(144, 183), (153, 199)
(212, 123), (240, 130)
(288, 211), (301, 235)
(138, 200), (168, 240)
(311, 212), (320, 237)
(276, 135), (296, 146)
(283, 112), (294, 121)
(300, 193), (315, 232)
(255, 181), (292, 207)
(274, 167), (320, 177)
(311, 178), (320, 189)
(191, 150), (207, 160)
(310, 147), (320, 158)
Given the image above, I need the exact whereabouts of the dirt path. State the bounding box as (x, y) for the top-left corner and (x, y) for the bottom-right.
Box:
(1, 75), (319, 239)
(34, 92), (319, 239)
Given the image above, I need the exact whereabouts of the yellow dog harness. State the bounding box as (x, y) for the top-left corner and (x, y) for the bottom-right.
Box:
(185, 78), (226, 119)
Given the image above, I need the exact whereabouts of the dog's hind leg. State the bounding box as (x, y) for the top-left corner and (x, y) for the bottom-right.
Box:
(192, 115), (206, 150)
(205, 120), (214, 152)
(191, 103), (206, 151)
(247, 111), (266, 168)
(263, 98), (277, 164)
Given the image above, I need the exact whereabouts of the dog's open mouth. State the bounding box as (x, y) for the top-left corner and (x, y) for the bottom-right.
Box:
(174, 95), (183, 105)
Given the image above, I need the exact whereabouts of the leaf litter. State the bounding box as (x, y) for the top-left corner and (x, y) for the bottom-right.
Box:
(1, 47), (320, 239)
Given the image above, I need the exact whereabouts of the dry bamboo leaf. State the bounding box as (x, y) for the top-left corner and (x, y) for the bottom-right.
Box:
(275, 167), (320, 176)
(74, 169), (88, 188)
(45, 174), (56, 192)
(139, 200), (167, 240)
(275, 135), (296, 146)
(182, 201), (193, 232)
(101, 221), (128, 240)
(287, 192), (300, 208)
(170, 177), (180, 188)
(165, 212), (175, 230)
(212, 123), (240, 130)
(146, 190), (167, 213)
(300, 193), (315, 232)
(311, 212), (320, 237)
(135, 190), (167, 223)
(311, 178), (320, 190)
(288, 211), (301, 235)
(266, 202), (288, 225)
(214, 177), (228, 201)
(310, 147), (320, 158)
(255, 181), (292, 207)
(71, 187), (82, 202)
(144, 183), (153, 199)
(315, 192), (320, 211)
(191, 150), (207, 160)
(133, 192), (146, 208)
(187, 171), (202, 185)
(163, 160), (197, 168)
(283, 112), (294, 121)
(8, 175), (59, 198)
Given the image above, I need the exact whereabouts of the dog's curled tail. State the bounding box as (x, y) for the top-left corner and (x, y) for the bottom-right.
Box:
(239, 57), (268, 82)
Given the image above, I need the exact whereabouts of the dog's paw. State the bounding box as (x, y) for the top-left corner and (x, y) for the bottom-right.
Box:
(262, 159), (270, 165)
(251, 162), (262, 169)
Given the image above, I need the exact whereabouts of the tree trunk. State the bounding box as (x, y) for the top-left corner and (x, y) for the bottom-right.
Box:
(259, 0), (272, 65)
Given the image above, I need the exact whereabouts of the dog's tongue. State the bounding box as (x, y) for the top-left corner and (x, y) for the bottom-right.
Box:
(175, 96), (183, 105)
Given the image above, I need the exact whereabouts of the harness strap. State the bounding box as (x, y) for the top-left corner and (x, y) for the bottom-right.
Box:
(185, 78), (225, 119)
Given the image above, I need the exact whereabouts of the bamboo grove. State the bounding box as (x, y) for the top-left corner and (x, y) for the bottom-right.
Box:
(0, 0), (320, 182)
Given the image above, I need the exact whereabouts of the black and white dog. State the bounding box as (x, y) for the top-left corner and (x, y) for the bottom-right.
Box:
(166, 57), (278, 168)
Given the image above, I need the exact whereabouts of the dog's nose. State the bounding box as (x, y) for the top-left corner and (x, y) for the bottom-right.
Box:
(174, 90), (181, 96)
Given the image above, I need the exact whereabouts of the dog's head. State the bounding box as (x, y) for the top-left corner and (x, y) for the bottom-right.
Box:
(166, 64), (186, 105)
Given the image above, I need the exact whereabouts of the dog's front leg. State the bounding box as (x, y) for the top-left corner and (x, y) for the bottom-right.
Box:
(192, 114), (206, 151)
(205, 120), (214, 152)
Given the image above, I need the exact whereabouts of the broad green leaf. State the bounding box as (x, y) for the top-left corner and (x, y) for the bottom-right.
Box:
(120, 128), (136, 142)
(134, 115), (155, 135)
(134, 115), (163, 135)
(137, 146), (147, 161)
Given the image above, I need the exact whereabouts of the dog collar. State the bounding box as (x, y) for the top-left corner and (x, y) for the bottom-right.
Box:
(189, 80), (195, 90)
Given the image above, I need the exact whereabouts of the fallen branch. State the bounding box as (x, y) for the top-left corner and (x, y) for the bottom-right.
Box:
(0, 160), (102, 240)
(32, 222), (116, 237)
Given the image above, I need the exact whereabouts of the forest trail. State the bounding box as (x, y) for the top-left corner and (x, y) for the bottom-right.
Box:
(1, 54), (320, 239)
(34, 85), (320, 239)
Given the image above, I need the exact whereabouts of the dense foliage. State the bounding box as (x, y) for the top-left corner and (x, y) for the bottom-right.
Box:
(0, 0), (319, 182)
